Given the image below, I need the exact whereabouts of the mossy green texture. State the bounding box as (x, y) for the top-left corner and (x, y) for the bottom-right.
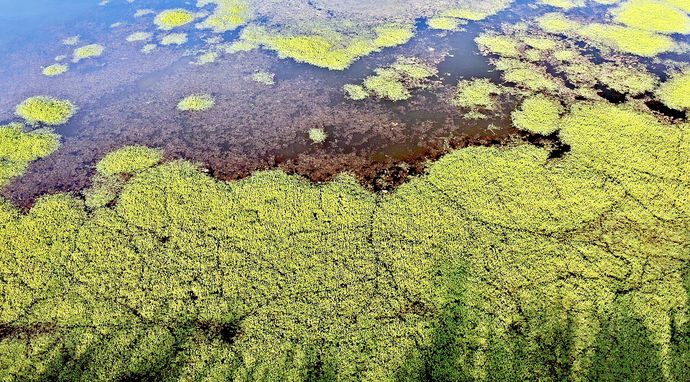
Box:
(537, 12), (580, 34)
(475, 34), (520, 57)
(239, 24), (414, 70)
(196, 0), (251, 33)
(177, 93), (215, 111)
(0, 123), (59, 187)
(252, 71), (275, 85)
(496, 58), (561, 92)
(657, 70), (690, 111)
(343, 84), (369, 100)
(355, 57), (436, 102)
(126, 32), (152, 42)
(72, 44), (104, 62)
(613, 0), (690, 34)
(0, 101), (688, 381)
(308, 128), (327, 144)
(96, 146), (163, 176)
(42, 64), (68, 77)
(428, 17), (461, 31)
(512, 95), (563, 135)
(440, 8), (492, 20)
(540, 0), (585, 9)
(154, 9), (195, 30)
(453, 78), (502, 110)
(160, 33), (188, 46)
(83, 174), (124, 209)
(363, 69), (410, 101)
(15, 96), (76, 126)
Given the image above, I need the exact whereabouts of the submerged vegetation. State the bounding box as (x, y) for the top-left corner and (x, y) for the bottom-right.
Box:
(15, 96), (77, 126)
(0, 123), (59, 187)
(72, 44), (104, 62)
(96, 146), (163, 176)
(346, 57), (437, 101)
(154, 9), (195, 30)
(177, 94), (216, 111)
(308, 127), (328, 144)
(42, 64), (68, 77)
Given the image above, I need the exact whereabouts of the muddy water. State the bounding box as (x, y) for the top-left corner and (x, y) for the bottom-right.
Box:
(0, 0), (686, 207)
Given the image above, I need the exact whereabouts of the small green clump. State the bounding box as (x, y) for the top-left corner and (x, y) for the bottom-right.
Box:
(15, 96), (76, 126)
(96, 145), (163, 176)
(308, 128), (327, 144)
(62, 35), (79, 46)
(343, 84), (369, 100)
(613, 0), (690, 35)
(141, 44), (157, 54)
(161, 33), (188, 46)
(453, 78), (502, 111)
(177, 94), (215, 111)
(194, 51), (219, 65)
(475, 34), (521, 58)
(72, 44), (104, 62)
(537, 12), (580, 34)
(42, 64), (68, 77)
(364, 69), (410, 101)
(154, 9), (195, 30)
(428, 17), (462, 31)
(512, 95), (564, 135)
(0, 123), (60, 187)
(252, 71), (275, 85)
(126, 32), (152, 42)
(496, 58), (561, 92)
(196, 0), (251, 33)
(656, 70), (690, 111)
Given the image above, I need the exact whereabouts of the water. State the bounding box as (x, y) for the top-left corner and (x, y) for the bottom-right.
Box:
(0, 0), (687, 207)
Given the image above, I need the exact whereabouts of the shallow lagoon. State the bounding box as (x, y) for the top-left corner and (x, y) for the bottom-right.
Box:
(0, 0), (689, 380)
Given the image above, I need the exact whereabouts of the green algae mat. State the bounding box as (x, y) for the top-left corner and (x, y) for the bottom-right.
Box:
(1, 0), (690, 381)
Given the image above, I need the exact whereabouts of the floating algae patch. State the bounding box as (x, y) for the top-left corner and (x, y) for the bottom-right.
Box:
(252, 71), (275, 85)
(42, 64), (68, 77)
(177, 93), (216, 111)
(656, 69), (690, 111)
(578, 23), (676, 57)
(539, 0), (586, 9)
(0, 123), (59, 187)
(475, 33), (521, 57)
(355, 57), (438, 101)
(612, 0), (690, 35)
(428, 17), (463, 31)
(511, 94), (563, 135)
(15, 96), (76, 126)
(96, 145), (163, 176)
(160, 33), (188, 46)
(126, 32), (153, 42)
(308, 127), (328, 143)
(154, 9), (195, 30)
(196, 0), (252, 33)
(453, 78), (503, 112)
(72, 43), (104, 62)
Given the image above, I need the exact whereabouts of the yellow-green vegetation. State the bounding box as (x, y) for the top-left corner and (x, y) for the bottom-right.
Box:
(613, 0), (690, 34)
(194, 51), (219, 65)
(540, 0), (585, 9)
(343, 84), (369, 100)
(667, 0), (690, 12)
(512, 95), (564, 135)
(363, 69), (411, 101)
(160, 33), (188, 46)
(126, 32), (152, 42)
(96, 146), (163, 176)
(252, 71), (275, 85)
(154, 9), (195, 30)
(15, 96), (76, 126)
(62, 35), (79, 46)
(0, 101), (688, 381)
(141, 44), (157, 54)
(238, 23), (414, 70)
(428, 17), (461, 31)
(196, 0), (251, 33)
(42, 64), (68, 77)
(521, 36), (558, 51)
(177, 93), (215, 111)
(83, 174), (124, 210)
(72, 44), (104, 62)
(453, 78), (503, 116)
(656, 69), (690, 111)
(358, 57), (437, 101)
(496, 58), (561, 92)
(0, 123), (59, 187)
(537, 12), (580, 34)
(308, 127), (327, 143)
(440, 8), (494, 20)
(579, 23), (675, 57)
(475, 34), (520, 57)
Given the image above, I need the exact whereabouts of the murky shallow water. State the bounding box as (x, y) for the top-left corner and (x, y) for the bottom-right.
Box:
(0, 0), (688, 208)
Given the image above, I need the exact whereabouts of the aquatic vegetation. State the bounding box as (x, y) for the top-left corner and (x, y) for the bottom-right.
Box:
(553, 49), (578, 61)
(512, 95), (563, 135)
(613, 0), (690, 34)
(440, 8), (493, 20)
(72, 44), (104, 63)
(154, 9), (195, 30)
(537, 12), (580, 34)
(196, 0), (251, 33)
(0, 123), (59, 187)
(160, 33), (188, 46)
(15, 96), (76, 126)
(667, 0), (690, 12)
(62, 35), (79, 46)
(363, 69), (410, 101)
(177, 93), (216, 111)
(222, 40), (258, 53)
(656, 70), (690, 111)
(308, 128), (328, 144)
(126, 32), (152, 42)
(194, 51), (219, 65)
(428, 17), (461, 31)
(83, 174), (124, 209)
(343, 84), (369, 100)
(495, 58), (561, 92)
(453, 78), (502, 111)
(521, 36), (558, 51)
(134, 9), (154, 17)
(141, 44), (157, 54)
(475, 34), (520, 57)
(96, 145), (163, 176)
(540, 0), (585, 9)
(578, 23), (675, 57)
(42, 64), (68, 77)
(239, 23), (414, 70)
(252, 71), (275, 85)
(391, 57), (438, 80)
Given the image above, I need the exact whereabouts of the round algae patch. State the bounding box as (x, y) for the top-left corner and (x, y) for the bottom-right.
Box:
(73, 44), (104, 62)
(309, 128), (328, 144)
(512, 95), (563, 135)
(96, 145), (163, 176)
(15, 96), (76, 126)
(177, 94), (215, 111)
(154, 9), (194, 30)
(614, 0), (690, 34)
(42, 64), (68, 76)
(428, 17), (461, 31)
(656, 70), (690, 111)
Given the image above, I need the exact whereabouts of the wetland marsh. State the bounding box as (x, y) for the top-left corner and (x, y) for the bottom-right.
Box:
(0, 0), (689, 380)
